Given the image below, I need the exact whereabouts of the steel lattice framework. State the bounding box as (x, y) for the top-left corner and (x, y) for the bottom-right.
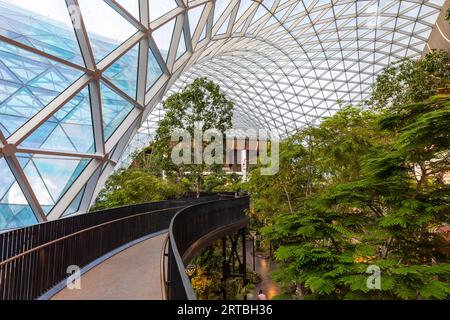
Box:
(0, 0), (446, 229)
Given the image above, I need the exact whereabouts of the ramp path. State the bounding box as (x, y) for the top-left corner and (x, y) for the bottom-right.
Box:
(51, 233), (167, 300)
(0, 194), (248, 300)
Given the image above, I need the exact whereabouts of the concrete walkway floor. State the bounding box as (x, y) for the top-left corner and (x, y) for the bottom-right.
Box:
(51, 234), (167, 300)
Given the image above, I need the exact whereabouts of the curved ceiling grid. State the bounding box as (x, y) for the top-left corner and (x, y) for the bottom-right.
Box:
(168, 0), (445, 136)
(0, 0), (446, 229)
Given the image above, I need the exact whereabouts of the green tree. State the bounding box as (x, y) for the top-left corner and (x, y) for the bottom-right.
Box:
(262, 96), (450, 299)
(203, 172), (242, 193)
(307, 105), (386, 184)
(245, 106), (383, 225)
(245, 135), (313, 225)
(369, 50), (450, 110)
(91, 169), (184, 211)
(190, 241), (260, 300)
(150, 77), (234, 196)
(247, 52), (450, 299)
(91, 78), (236, 210)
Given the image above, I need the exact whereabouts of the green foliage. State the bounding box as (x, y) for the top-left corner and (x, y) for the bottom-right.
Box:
(252, 52), (450, 300)
(370, 50), (450, 110)
(245, 135), (313, 223)
(149, 77), (234, 196)
(91, 169), (184, 211)
(203, 173), (243, 192)
(245, 105), (383, 227)
(190, 242), (260, 300)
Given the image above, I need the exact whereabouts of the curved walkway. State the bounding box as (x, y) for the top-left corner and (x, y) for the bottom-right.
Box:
(51, 233), (167, 300)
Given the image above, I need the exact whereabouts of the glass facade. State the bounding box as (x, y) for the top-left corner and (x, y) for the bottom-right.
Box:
(0, 0), (446, 230)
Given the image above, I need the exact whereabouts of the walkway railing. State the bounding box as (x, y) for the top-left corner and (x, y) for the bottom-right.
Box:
(0, 194), (220, 300)
(165, 196), (249, 300)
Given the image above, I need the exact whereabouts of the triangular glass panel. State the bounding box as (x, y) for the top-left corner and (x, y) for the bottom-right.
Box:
(63, 185), (86, 217)
(275, 6), (289, 20)
(147, 47), (163, 91)
(0, 157), (37, 230)
(213, 0), (230, 25)
(236, 0), (253, 21)
(233, 21), (245, 34)
(78, 0), (138, 63)
(101, 82), (134, 140)
(0, 1), (84, 66)
(152, 18), (176, 62)
(21, 87), (95, 154)
(16, 153), (91, 214)
(0, 159), (17, 203)
(216, 15), (231, 35)
(116, 0), (140, 19)
(251, 6), (268, 25)
(188, 4), (205, 36)
(19, 156), (55, 207)
(0, 40), (83, 137)
(264, 0), (275, 10)
(103, 43), (139, 99)
(199, 24), (207, 41)
(265, 16), (278, 28)
(149, 0), (179, 22)
(176, 29), (187, 60)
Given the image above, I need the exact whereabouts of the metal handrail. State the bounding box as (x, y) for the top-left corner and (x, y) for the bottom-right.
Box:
(0, 193), (222, 262)
(169, 213), (198, 300)
(0, 195), (221, 300)
(0, 193), (245, 300)
(166, 196), (250, 300)
(160, 235), (170, 300)
(0, 206), (185, 267)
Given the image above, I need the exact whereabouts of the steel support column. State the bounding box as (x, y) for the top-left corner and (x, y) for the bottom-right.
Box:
(221, 228), (248, 300)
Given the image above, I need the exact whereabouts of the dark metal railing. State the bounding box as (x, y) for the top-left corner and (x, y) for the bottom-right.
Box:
(0, 193), (220, 261)
(165, 196), (250, 300)
(0, 194), (221, 300)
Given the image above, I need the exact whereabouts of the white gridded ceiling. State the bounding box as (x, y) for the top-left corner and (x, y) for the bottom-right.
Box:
(0, 0), (446, 227)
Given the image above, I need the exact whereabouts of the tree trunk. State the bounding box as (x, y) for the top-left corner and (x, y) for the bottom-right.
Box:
(282, 183), (294, 213)
(413, 164), (427, 199)
(306, 134), (314, 196)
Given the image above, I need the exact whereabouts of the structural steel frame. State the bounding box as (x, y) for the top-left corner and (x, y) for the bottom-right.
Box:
(0, 0), (448, 225)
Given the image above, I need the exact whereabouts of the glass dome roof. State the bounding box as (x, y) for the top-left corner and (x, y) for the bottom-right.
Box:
(0, 0), (446, 229)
